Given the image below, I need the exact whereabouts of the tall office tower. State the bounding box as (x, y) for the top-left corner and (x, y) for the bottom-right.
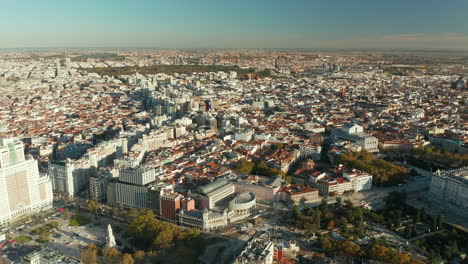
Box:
(0, 138), (53, 226)
(55, 58), (61, 73)
(49, 158), (91, 198)
(65, 57), (71, 70)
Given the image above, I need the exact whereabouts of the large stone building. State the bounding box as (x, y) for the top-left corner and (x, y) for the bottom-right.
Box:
(0, 138), (53, 226)
(232, 175), (284, 201)
(310, 167), (372, 196)
(189, 179), (235, 209)
(332, 123), (379, 153)
(48, 159), (91, 198)
(119, 166), (156, 185)
(49, 138), (130, 197)
(276, 185), (319, 204)
(106, 166), (158, 209)
(178, 192), (256, 231)
(430, 168), (468, 213)
(179, 180), (256, 231)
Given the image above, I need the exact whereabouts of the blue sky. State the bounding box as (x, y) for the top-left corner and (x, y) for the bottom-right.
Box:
(1, 0), (467, 49)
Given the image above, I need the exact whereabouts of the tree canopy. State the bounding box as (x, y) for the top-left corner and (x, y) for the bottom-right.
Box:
(335, 150), (410, 186)
(413, 146), (468, 168)
(127, 209), (206, 263)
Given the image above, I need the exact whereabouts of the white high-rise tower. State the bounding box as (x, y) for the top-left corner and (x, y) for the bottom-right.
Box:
(0, 138), (53, 226)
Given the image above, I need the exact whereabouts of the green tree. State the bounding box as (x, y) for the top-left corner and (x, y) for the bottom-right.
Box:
(313, 208), (321, 229)
(436, 213), (443, 229)
(431, 217), (437, 232)
(303, 206), (313, 216)
(128, 209), (202, 253)
(393, 210), (402, 227)
(415, 208), (421, 223)
(87, 200), (100, 221)
(47, 221), (59, 229)
(341, 222), (349, 233)
(344, 199), (354, 208)
(235, 160), (255, 174)
(292, 205), (302, 219)
(270, 143), (284, 152)
(422, 208), (427, 222)
(411, 225), (417, 237)
(335, 150), (410, 186)
(429, 250), (442, 264)
(37, 229), (50, 243)
(355, 218), (365, 236)
(335, 197), (342, 207)
(404, 224), (411, 238)
(319, 198), (328, 215)
(443, 241), (459, 259)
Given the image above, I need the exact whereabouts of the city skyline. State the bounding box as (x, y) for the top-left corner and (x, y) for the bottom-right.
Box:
(1, 0), (467, 50)
(0, 1), (467, 263)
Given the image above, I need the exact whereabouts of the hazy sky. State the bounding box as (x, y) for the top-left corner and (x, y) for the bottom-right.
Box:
(1, 0), (467, 50)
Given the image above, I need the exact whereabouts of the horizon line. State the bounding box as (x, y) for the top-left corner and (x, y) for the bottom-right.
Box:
(1, 47), (467, 53)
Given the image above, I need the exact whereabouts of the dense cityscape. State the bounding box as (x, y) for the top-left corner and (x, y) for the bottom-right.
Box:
(1, 0), (468, 263)
(0, 49), (466, 264)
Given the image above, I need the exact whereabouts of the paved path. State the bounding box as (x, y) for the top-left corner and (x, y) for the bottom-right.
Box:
(409, 229), (445, 242)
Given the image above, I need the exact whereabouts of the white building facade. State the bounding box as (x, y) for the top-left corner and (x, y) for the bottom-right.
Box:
(0, 138), (53, 226)
(430, 168), (468, 213)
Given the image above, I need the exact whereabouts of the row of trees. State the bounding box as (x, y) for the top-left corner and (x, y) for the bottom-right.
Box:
(289, 198), (372, 237)
(80, 210), (206, 264)
(415, 228), (468, 262)
(127, 210), (205, 262)
(335, 150), (410, 186)
(321, 238), (424, 264)
(382, 66), (419, 76)
(413, 146), (468, 168)
(235, 160), (285, 177)
(72, 53), (125, 62)
(385, 191), (444, 235)
(81, 244), (134, 264)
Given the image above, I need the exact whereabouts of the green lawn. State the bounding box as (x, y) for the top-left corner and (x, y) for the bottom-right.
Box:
(69, 214), (91, 226)
(15, 236), (32, 243)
